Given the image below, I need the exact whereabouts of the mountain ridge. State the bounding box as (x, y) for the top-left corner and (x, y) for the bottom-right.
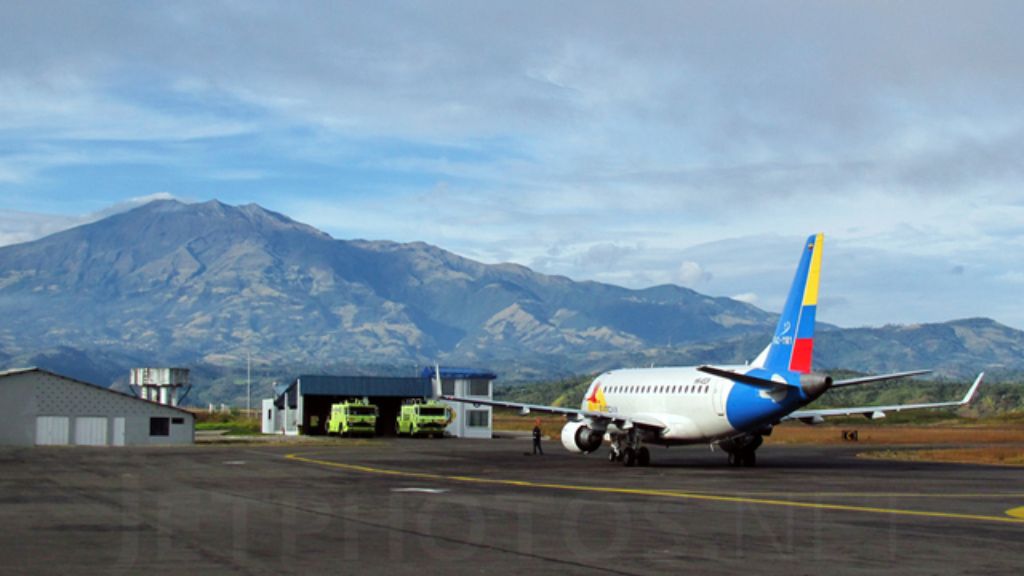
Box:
(1, 199), (1022, 405)
(0, 199), (774, 374)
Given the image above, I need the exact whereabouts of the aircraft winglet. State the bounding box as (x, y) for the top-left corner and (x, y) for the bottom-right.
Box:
(431, 364), (442, 399)
(960, 372), (984, 404)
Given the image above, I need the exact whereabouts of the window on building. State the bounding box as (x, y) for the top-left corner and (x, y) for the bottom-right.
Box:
(468, 380), (490, 397)
(442, 380), (455, 396)
(467, 410), (489, 428)
(172, 417), (184, 425)
(150, 417), (170, 436)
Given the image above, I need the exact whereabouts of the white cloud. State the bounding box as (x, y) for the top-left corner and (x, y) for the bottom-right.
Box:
(0, 193), (182, 247)
(0, 75), (254, 142)
(731, 293), (759, 305)
(0, 211), (82, 246)
(675, 261), (711, 288)
(2, 2), (1024, 329)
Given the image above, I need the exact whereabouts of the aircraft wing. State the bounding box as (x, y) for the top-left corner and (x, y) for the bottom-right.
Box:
(437, 395), (598, 418)
(437, 394), (670, 431)
(429, 365), (643, 425)
(785, 372), (983, 423)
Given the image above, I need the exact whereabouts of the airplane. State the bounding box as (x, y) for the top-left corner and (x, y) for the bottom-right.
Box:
(435, 233), (984, 467)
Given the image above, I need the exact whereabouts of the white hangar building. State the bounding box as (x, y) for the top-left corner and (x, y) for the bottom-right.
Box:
(0, 367), (194, 446)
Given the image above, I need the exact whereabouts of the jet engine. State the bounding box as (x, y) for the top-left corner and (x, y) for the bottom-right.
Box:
(561, 420), (604, 453)
(800, 372), (833, 401)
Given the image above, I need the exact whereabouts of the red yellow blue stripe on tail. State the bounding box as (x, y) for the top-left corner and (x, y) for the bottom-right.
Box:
(763, 233), (823, 375)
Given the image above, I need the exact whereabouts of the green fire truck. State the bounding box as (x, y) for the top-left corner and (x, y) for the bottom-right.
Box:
(395, 400), (452, 438)
(326, 399), (379, 437)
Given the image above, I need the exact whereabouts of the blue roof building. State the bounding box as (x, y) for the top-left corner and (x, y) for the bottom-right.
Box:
(262, 367), (496, 438)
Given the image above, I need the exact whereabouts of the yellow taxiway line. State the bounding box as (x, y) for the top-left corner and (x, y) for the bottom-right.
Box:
(285, 452), (1024, 526)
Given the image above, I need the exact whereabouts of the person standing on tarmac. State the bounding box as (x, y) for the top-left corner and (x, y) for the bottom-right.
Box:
(532, 419), (544, 455)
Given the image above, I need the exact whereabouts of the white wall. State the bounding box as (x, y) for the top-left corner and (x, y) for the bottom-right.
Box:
(261, 398), (279, 434)
(0, 374), (36, 446)
(0, 370), (194, 446)
(442, 378), (493, 439)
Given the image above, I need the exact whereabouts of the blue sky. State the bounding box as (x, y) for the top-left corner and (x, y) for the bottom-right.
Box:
(2, 1), (1023, 329)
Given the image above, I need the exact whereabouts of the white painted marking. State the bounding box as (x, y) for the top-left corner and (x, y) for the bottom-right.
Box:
(391, 487), (450, 494)
(223, 461), (247, 465)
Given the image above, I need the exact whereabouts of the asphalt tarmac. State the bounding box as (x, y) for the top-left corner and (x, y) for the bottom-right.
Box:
(2, 437), (1023, 575)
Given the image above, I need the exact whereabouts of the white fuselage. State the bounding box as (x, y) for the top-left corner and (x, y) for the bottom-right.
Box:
(583, 367), (741, 444)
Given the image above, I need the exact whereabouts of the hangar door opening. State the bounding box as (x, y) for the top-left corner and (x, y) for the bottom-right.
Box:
(302, 395), (404, 436)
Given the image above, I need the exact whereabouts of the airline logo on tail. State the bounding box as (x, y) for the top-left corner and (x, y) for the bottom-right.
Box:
(765, 233), (823, 374)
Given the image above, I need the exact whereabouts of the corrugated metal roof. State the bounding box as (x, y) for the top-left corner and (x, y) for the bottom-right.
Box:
(0, 367), (195, 416)
(293, 375), (432, 398)
(420, 366), (498, 380)
(274, 367), (498, 406)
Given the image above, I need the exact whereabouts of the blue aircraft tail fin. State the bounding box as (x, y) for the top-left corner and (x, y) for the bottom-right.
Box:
(758, 233), (824, 375)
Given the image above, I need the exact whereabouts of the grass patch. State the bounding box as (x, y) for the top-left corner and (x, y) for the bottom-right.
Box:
(195, 421), (261, 435)
(192, 409), (261, 435)
(768, 422), (1024, 445)
(492, 408), (568, 437)
(860, 446), (1024, 467)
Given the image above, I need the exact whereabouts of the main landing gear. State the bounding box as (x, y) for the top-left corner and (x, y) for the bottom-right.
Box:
(608, 429), (650, 467)
(721, 433), (764, 468)
(727, 450), (757, 467)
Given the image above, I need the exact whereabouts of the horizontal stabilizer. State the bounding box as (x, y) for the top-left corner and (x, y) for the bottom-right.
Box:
(832, 369), (932, 388)
(785, 372), (984, 422)
(697, 365), (791, 390)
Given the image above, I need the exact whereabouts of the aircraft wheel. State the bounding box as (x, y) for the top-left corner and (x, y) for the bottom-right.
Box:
(608, 450), (617, 462)
(743, 451), (757, 467)
(637, 447), (651, 467)
(624, 447), (637, 467)
(728, 453), (740, 467)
